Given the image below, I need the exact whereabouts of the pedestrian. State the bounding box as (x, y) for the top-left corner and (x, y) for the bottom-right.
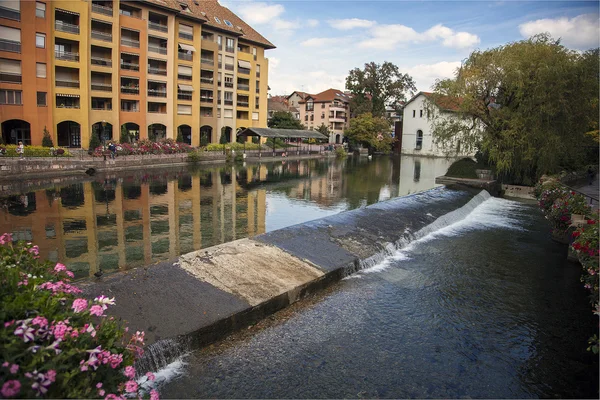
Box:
(108, 142), (116, 160)
(587, 166), (595, 185)
(17, 141), (24, 159)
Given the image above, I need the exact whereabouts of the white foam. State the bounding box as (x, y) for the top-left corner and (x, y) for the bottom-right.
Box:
(138, 357), (188, 392)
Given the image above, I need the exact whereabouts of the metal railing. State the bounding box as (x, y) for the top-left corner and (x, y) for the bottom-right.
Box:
(148, 45), (167, 55)
(200, 77), (214, 84)
(148, 21), (168, 32)
(200, 97), (214, 103)
(237, 101), (249, 107)
(224, 99), (233, 106)
(179, 32), (193, 41)
(92, 3), (113, 16)
(148, 89), (167, 97)
(91, 30), (112, 42)
(200, 58), (213, 65)
(224, 82), (234, 88)
(91, 83), (112, 91)
(0, 39), (20, 53)
(565, 184), (600, 207)
(224, 64), (234, 71)
(91, 106), (112, 110)
(177, 91), (192, 101)
(225, 46), (234, 53)
(55, 21), (80, 34)
(121, 38), (140, 48)
(178, 52), (193, 61)
(0, 6), (20, 20)
(120, 62), (139, 71)
(56, 79), (80, 88)
(55, 50), (79, 62)
(56, 103), (80, 109)
(91, 56), (112, 67)
(120, 86), (139, 94)
(237, 84), (249, 91)
(178, 74), (192, 81)
(148, 67), (167, 76)
(0, 72), (21, 83)
(238, 68), (250, 75)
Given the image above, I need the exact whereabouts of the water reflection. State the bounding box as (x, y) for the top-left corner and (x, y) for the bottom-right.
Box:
(0, 156), (453, 278)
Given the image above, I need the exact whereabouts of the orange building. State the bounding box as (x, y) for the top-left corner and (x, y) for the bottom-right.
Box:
(0, 0), (274, 147)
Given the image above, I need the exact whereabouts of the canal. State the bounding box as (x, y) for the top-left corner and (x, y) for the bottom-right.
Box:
(0, 155), (452, 279)
(155, 195), (598, 399)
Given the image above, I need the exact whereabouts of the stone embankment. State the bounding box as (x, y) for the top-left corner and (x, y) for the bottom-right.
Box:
(81, 186), (487, 370)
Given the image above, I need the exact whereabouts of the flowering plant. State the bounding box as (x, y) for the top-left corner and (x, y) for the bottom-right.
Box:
(547, 191), (589, 234)
(0, 233), (159, 399)
(91, 139), (193, 157)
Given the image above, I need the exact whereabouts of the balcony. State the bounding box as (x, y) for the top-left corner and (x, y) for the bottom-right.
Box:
(91, 98), (112, 110)
(237, 101), (249, 107)
(92, 3), (113, 16)
(148, 102), (167, 114)
(225, 46), (235, 53)
(200, 76), (213, 85)
(91, 82), (111, 92)
(148, 88), (166, 97)
(0, 39), (20, 53)
(0, 72), (21, 84)
(56, 98), (80, 109)
(91, 30), (112, 42)
(177, 91), (192, 101)
(178, 52), (193, 61)
(121, 62), (139, 72)
(224, 81), (233, 88)
(148, 21), (168, 33)
(224, 99), (233, 106)
(179, 32), (193, 41)
(200, 57), (213, 65)
(91, 56), (111, 67)
(148, 66), (167, 76)
(178, 73), (192, 81)
(237, 84), (249, 91)
(238, 67), (250, 75)
(121, 38), (140, 48)
(224, 64), (234, 71)
(148, 45), (167, 55)
(121, 86), (139, 95)
(55, 50), (80, 62)
(55, 20), (80, 35)
(200, 91), (213, 103)
(0, 6), (20, 21)
(56, 79), (80, 88)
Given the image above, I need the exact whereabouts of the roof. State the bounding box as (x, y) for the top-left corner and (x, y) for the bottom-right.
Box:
(300, 88), (351, 104)
(405, 91), (463, 112)
(267, 99), (290, 112)
(181, 0), (275, 49)
(287, 91), (312, 100)
(238, 128), (328, 140)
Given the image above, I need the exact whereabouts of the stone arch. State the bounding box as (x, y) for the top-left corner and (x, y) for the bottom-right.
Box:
(56, 121), (81, 148)
(1, 119), (31, 145)
(148, 123), (166, 142)
(236, 126), (246, 143)
(91, 121), (113, 143)
(121, 123), (140, 143)
(221, 126), (232, 143)
(200, 125), (212, 146)
(177, 124), (192, 145)
(335, 134), (341, 144)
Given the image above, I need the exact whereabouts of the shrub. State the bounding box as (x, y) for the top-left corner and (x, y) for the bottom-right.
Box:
(119, 126), (129, 144)
(41, 127), (53, 148)
(445, 158), (491, 179)
(0, 145), (71, 158)
(547, 192), (588, 233)
(90, 139), (193, 157)
(335, 146), (348, 158)
(89, 128), (101, 150)
(175, 129), (184, 144)
(205, 142), (262, 152)
(188, 151), (202, 164)
(0, 234), (159, 399)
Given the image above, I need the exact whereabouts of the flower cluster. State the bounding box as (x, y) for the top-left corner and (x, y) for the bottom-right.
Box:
(0, 234), (160, 398)
(91, 139), (193, 157)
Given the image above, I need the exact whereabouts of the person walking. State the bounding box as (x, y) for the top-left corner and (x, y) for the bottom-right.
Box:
(17, 141), (24, 159)
(108, 142), (116, 160)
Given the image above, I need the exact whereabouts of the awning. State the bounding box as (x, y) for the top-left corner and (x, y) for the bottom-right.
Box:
(237, 127), (328, 140)
(56, 94), (80, 98)
(56, 8), (79, 15)
(238, 60), (251, 69)
(178, 43), (195, 52)
(178, 84), (194, 92)
(121, 51), (139, 56)
(177, 65), (192, 75)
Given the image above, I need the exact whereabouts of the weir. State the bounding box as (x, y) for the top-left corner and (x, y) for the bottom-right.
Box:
(82, 186), (491, 373)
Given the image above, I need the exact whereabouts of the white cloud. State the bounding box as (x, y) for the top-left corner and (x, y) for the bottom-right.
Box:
(307, 19), (319, 28)
(404, 61), (461, 91)
(236, 2), (284, 25)
(358, 23), (480, 50)
(329, 18), (376, 30)
(519, 14), (600, 49)
(300, 37), (347, 47)
(273, 19), (300, 32)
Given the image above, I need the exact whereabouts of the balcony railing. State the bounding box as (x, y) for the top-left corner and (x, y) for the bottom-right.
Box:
(121, 38), (140, 48)
(91, 83), (112, 91)
(0, 39), (20, 53)
(56, 103), (80, 109)
(217, 81), (221, 87)
(148, 21), (168, 32)
(148, 67), (167, 76)
(148, 89), (166, 97)
(120, 62), (139, 71)
(92, 3), (113, 16)
(200, 97), (213, 103)
(148, 108), (166, 114)
(120, 86), (139, 94)
(177, 91), (192, 101)
(224, 82), (233, 88)
(225, 46), (234, 53)
(92, 105), (112, 111)
(237, 101), (249, 107)
(91, 30), (112, 42)
(0, 72), (21, 83)
(256, 88), (260, 94)
(237, 84), (249, 91)
(238, 68), (250, 75)
(56, 79), (80, 88)
(178, 74), (192, 81)
(179, 32), (193, 41)
(200, 57), (213, 65)
(178, 52), (193, 61)
(55, 50), (79, 62)
(55, 21), (80, 34)
(0, 6), (20, 20)
(148, 45), (167, 55)
(200, 77), (213, 84)
(224, 99), (233, 106)
(224, 64), (234, 71)
(91, 56), (112, 67)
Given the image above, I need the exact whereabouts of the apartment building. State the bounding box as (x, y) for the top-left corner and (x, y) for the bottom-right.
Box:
(297, 88), (350, 143)
(0, 0), (274, 147)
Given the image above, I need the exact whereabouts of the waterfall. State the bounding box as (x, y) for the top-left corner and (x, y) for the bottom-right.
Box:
(134, 337), (190, 376)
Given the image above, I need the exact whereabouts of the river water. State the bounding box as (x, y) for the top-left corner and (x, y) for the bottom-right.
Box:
(155, 195), (598, 399)
(0, 155), (452, 279)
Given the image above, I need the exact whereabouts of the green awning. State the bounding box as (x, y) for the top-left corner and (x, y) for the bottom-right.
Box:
(237, 127), (327, 140)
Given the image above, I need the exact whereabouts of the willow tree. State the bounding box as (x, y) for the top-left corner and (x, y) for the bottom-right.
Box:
(428, 34), (599, 185)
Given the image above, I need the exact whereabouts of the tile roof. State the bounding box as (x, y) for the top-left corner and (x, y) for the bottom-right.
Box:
(409, 91), (463, 112)
(287, 91), (312, 100)
(299, 88), (351, 104)
(268, 98), (290, 112)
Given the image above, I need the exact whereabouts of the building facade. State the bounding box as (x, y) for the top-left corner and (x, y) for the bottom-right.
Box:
(0, 0), (274, 147)
(297, 88), (350, 143)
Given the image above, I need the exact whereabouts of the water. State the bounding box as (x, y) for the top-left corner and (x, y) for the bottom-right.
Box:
(156, 196), (598, 399)
(0, 155), (452, 279)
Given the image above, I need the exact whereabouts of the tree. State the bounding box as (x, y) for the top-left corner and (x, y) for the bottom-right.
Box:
(119, 125), (129, 144)
(41, 126), (53, 147)
(346, 61), (416, 118)
(219, 128), (228, 144)
(268, 111), (305, 130)
(89, 125), (101, 150)
(428, 34), (599, 184)
(345, 113), (394, 152)
(315, 123), (330, 142)
(176, 127), (184, 143)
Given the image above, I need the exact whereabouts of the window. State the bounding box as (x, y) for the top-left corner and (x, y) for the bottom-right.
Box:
(225, 37), (234, 52)
(252, 112), (259, 120)
(0, 26), (21, 52)
(416, 130), (423, 150)
(304, 115), (308, 121)
(321, 103), (325, 108)
(306, 100), (314, 111)
(37, 91), (47, 106)
(214, 16), (221, 24)
(217, 35), (222, 48)
(177, 104), (192, 114)
(224, 109), (233, 118)
(121, 100), (139, 112)
(224, 20), (233, 27)
(321, 113), (325, 119)
(36, 2), (45, 18)
(0, 90), (22, 105)
(36, 63), (46, 78)
(179, 24), (193, 40)
(419, 109), (423, 117)
(35, 33), (45, 48)
(0, 58), (22, 83)
(255, 96), (259, 109)
(252, 47), (257, 60)
(256, 64), (260, 77)
(412, 110), (416, 118)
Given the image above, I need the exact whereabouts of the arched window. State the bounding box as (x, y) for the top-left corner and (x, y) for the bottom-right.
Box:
(416, 130), (423, 150)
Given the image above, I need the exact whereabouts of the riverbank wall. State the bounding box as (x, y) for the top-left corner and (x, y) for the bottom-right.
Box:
(80, 186), (489, 372)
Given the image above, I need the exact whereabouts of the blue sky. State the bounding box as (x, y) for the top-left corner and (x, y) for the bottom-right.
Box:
(221, 0), (599, 95)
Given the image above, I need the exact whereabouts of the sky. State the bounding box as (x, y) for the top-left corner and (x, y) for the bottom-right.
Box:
(220, 0), (599, 97)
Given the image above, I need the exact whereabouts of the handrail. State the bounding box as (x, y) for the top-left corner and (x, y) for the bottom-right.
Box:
(564, 184), (599, 206)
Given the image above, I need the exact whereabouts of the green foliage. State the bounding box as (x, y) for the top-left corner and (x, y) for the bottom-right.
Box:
(344, 113), (394, 152)
(445, 158), (490, 179)
(335, 146), (348, 158)
(188, 151), (203, 164)
(429, 34), (600, 185)
(88, 127), (101, 150)
(267, 111), (305, 130)
(41, 127), (53, 148)
(346, 61), (416, 118)
(176, 128), (184, 143)
(0, 234), (157, 398)
(0, 145), (71, 158)
(316, 124), (330, 138)
(119, 125), (129, 144)
(219, 130), (228, 144)
(205, 142), (262, 151)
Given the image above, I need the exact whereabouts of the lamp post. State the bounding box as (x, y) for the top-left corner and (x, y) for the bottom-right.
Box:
(101, 120), (107, 161)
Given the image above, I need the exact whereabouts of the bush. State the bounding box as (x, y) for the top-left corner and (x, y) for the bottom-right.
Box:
(0, 234), (159, 399)
(205, 142), (262, 152)
(175, 129), (184, 144)
(445, 158), (491, 179)
(547, 191), (588, 233)
(188, 151), (202, 164)
(119, 126), (129, 144)
(41, 127), (53, 148)
(0, 145), (71, 158)
(90, 139), (193, 157)
(335, 146), (348, 158)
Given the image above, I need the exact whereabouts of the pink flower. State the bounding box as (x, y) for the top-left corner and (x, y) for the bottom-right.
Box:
(146, 372), (156, 381)
(9, 364), (18, 374)
(89, 305), (104, 317)
(1, 380), (21, 397)
(98, 389), (105, 397)
(150, 389), (160, 400)
(0, 233), (13, 245)
(124, 366), (136, 379)
(72, 298), (88, 313)
(109, 353), (123, 369)
(124, 380), (138, 393)
(105, 394), (122, 400)
(52, 321), (71, 340)
(2, 362), (8, 367)
(28, 245), (39, 256)
(65, 270), (74, 278)
(96, 383), (103, 389)
(4, 320), (14, 328)
(46, 370), (56, 382)
(54, 263), (66, 273)
(31, 316), (48, 327)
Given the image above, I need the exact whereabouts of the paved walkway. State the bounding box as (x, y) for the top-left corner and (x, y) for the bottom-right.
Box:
(573, 175), (599, 208)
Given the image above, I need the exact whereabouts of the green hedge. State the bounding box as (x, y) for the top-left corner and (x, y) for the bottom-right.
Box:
(205, 142), (263, 151)
(0, 145), (72, 158)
